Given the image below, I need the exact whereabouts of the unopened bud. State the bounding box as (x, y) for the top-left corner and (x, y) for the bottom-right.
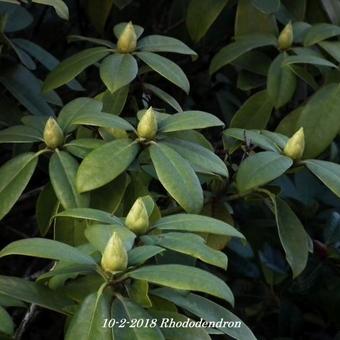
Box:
(137, 107), (158, 140)
(117, 22), (137, 53)
(278, 21), (293, 50)
(125, 198), (149, 234)
(283, 127), (305, 160)
(43, 117), (64, 149)
(101, 232), (128, 273)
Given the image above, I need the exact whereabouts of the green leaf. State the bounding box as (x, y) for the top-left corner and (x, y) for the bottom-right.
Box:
(296, 84), (340, 158)
(43, 47), (111, 92)
(86, 0), (113, 33)
(143, 83), (182, 112)
(153, 289), (256, 340)
(230, 90), (273, 129)
(267, 53), (297, 109)
(32, 0), (69, 20)
(97, 87), (129, 115)
(142, 232), (228, 269)
(136, 52), (190, 93)
(70, 111), (135, 131)
(163, 138), (228, 177)
(304, 23), (340, 46)
(251, 0), (280, 13)
(149, 143), (203, 213)
(319, 41), (340, 62)
(186, 0), (228, 42)
(0, 152), (38, 220)
(57, 97), (103, 133)
(0, 125), (43, 143)
(223, 128), (280, 152)
(128, 264), (234, 305)
(65, 288), (111, 340)
(288, 64), (318, 90)
(112, 296), (165, 340)
(54, 208), (123, 225)
(0, 275), (75, 314)
(150, 310), (211, 340)
(283, 55), (336, 68)
(210, 34), (277, 74)
(138, 35), (196, 55)
(153, 214), (244, 238)
(85, 224), (136, 252)
(65, 139), (105, 159)
(128, 246), (165, 266)
(36, 182), (59, 236)
(100, 54), (138, 93)
(159, 111), (224, 132)
(236, 151), (293, 193)
(0, 306), (14, 336)
(0, 238), (96, 265)
(76, 139), (140, 192)
(49, 151), (90, 209)
(271, 196), (309, 278)
(67, 35), (115, 48)
(128, 280), (152, 307)
(304, 160), (340, 197)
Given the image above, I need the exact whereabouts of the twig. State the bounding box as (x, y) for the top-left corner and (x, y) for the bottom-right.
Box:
(15, 304), (38, 340)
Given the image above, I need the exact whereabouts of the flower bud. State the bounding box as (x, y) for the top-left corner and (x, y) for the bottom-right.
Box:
(137, 107), (158, 140)
(278, 21), (293, 50)
(117, 21), (137, 53)
(125, 197), (149, 234)
(101, 232), (128, 273)
(283, 127), (305, 160)
(43, 117), (64, 149)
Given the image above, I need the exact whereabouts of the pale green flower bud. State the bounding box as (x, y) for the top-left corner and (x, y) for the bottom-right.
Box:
(43, 117), (64, 149)
(283, 127), (305, 160)
(101, 232), (128, 273)
(278, 21), (293, 50)
(137, 107), (158, 140)
(125, 197), (149, 234)
(117, 21), (137, 53)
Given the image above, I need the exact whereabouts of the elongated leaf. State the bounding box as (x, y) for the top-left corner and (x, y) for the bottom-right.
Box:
(252, 0), (280, 13)
(97, 87), (129, 115)
(163, 138), (228, 176)
(112, 296), (164, 340)
(0, 152), (38, 220)
(57, 97), (103, 133)
(137, 52), (190, 93)
(271, 197), (309, 278)
(296, 84), (340, 158)
(304, 23), (340, 46)
(210, 34), (277, 74)
(186, 0), (228, 42)
(54, 208), (123, 225)
(33, 0), (69, 20)
(283, 55), (336, 67)
(230, 90), (273, 129)
(153, 289), (256, 340)
(149, 143), (203, 213)
(49, 151), (90, 209)
(319, 41), (340, 62)
(128, 265), (234, 305)
(100, 54), (138, 93)
(0, 276), (75, 314)
(85, 224), (136, 252)
(142, 232), (228, 269)
(0, 306), (14, 336)
(138, 35), (196, 55)
(159, 111), (224, 132)
(128, 246), (165, 266)
(65, 139), (105, 159)
(0, 238), (96, 264)
(267, 53), (297, 109)
(43, 47), (111, 92)
(304, 160), (340, 197)
(143, 83), (182, 112)
(236, 151), (293, 193)
(68, 35), (115, 48)
(76, 139), (140, 192)
(65, 289), (111, 340)
(70, 111), (135, 131)
(0, 125), (43, 143)
(153, 214), (244, 238)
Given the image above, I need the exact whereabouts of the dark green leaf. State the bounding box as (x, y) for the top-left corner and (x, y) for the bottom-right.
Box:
(128, 246), (165, 266)
(0, 125), (43, 143)
(304, 23), (340, 46)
